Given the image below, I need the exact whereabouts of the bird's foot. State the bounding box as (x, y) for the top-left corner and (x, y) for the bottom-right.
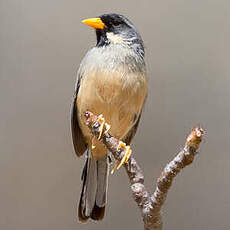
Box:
(97, 114), (106, 140)
(91, 114), (110, 149)
(111, 141), (132, 173)
(117, 142), (132, 169)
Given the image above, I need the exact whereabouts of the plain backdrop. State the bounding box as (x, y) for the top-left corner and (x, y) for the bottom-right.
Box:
(1, 0), (230, 229)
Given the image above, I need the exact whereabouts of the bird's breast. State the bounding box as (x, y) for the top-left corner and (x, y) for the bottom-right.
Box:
(78, 67), (146, 131)
(77, 50), (147, 158)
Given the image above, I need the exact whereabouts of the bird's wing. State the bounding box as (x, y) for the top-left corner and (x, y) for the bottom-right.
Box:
(70, 75), (87, 157)
(123, 112), (142, 145)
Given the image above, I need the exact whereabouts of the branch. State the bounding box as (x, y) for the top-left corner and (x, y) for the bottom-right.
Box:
(84, 111), (204, 230)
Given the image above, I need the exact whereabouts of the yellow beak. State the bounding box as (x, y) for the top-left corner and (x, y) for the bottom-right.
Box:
(82, 18), (105, 30)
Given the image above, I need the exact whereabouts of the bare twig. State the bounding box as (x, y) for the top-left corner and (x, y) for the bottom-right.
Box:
(84, 111), (204, 230)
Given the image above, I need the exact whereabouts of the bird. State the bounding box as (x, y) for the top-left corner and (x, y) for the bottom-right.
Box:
(71, 13), (148, 222)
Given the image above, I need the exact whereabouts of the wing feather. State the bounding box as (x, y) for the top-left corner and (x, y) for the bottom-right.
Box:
(70, 76), (87, 157)
(123, 112), (142, 145)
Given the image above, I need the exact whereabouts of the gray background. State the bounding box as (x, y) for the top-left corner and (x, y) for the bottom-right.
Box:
(1, 0), (230, 229)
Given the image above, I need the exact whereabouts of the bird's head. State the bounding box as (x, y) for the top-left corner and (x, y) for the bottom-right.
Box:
(82, 13), (144, 57)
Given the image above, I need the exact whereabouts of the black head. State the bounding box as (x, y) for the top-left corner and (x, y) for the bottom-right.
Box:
(98, 13), (135, 36)
(98, 14), (144, 52)
(82, 14), (144, 56)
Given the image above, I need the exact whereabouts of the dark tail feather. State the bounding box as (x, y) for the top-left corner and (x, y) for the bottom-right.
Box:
(91, 203), (105, 220)
(78, 157), (89, 222)
(78, 153), (109, 222)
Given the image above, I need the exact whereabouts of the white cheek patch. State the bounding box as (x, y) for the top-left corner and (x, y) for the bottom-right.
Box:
(106, 32), (126, 45)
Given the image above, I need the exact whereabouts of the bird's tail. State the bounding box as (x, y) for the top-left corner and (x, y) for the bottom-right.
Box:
(78, 151), (109, 222)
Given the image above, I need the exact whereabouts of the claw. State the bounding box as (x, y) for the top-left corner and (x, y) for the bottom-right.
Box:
(111, 161), (119, 174)
(111, 141), (132, 171)
(116, 141), (126, 151)
(97, 114), (105, 140)
(117, 145), (132, 169)
(104, 123), (111, 134)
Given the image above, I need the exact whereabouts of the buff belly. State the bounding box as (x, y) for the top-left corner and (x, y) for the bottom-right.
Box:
(77, 69), (147, 159)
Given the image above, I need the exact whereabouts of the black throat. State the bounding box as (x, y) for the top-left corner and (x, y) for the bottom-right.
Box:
(95, 30), (145, 58)
(96, 29), (110, 47)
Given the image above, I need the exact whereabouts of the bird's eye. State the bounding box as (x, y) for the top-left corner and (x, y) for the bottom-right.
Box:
(113, 21), (121, 27)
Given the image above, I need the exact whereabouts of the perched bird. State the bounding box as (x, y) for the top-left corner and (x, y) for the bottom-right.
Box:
(71, 13), (148, 222)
